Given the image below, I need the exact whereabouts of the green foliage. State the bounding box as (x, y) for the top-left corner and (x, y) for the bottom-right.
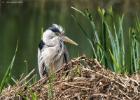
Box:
(31, 92), (38, 100)
(0, 43), (18, 92)
(47, 72), (56, 100)
(72, 7), (140, 74)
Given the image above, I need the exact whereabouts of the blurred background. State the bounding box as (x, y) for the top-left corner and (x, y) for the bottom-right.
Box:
(0, 0), (140, 80)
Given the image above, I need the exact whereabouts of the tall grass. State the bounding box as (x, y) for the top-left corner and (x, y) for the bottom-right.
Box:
(72, 7), (140, 74)
(0, 44), (18, 92)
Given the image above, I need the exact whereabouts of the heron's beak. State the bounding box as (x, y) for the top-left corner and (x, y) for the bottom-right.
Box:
(62, 36), (78, 46)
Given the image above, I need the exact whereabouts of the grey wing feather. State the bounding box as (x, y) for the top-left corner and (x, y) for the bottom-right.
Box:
(38, 49), (48, 78)
(63, 46), (69, 63)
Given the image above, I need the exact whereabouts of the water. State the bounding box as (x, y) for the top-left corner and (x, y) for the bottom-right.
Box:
(0, 0), (140, 80)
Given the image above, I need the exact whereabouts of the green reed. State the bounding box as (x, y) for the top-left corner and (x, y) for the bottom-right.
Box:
(72, 7), (140, 74)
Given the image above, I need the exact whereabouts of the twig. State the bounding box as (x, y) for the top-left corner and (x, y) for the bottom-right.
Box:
(19, 69), (35, 84)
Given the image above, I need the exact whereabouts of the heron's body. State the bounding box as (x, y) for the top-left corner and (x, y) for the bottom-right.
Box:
(38, 24), (77, 78)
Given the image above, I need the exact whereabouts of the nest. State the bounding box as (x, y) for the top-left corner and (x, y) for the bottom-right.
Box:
(1, 56), (140, 100)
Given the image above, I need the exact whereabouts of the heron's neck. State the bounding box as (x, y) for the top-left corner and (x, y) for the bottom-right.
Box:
(43, 36), (59, 47)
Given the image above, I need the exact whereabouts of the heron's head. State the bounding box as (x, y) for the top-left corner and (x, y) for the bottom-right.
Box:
(42, 24), (78, 46)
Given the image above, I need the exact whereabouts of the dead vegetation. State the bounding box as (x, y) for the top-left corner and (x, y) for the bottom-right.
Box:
(1, 56), (140, 100)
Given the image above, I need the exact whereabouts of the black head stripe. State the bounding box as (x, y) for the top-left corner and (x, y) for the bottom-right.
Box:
(39, 40), (45, 50)
(49, 27), (60, 33)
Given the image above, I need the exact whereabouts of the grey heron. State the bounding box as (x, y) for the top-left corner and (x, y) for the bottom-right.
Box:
(38, 24), (78, 78)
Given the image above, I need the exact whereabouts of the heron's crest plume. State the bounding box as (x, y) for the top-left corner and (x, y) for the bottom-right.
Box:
(49, 24), (64, 34)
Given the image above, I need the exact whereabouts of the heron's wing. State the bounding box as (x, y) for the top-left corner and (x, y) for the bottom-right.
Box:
(40, 63), (48, 77)
(38, 40), (45, 50)
(63, 46), (69, 63)
(38, 49), (48, 78)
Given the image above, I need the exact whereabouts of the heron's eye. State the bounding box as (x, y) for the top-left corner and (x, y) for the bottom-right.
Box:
(55, 32), (61, 36)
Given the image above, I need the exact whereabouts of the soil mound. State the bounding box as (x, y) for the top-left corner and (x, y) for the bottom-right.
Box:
(1, 56), (140, 100)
